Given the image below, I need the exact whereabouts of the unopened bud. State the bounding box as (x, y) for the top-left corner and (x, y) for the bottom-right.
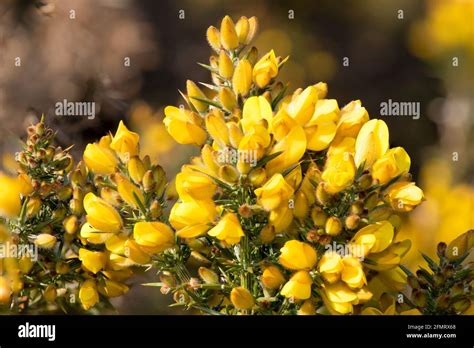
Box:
(325, 216), (342, 236)
(259, 225), (275, 244)
(345, 214), (360, 230)
(198, 267), (219, 284)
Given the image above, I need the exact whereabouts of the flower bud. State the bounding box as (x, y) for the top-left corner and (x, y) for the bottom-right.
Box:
(345, 214), (360, 230)
(325, 216), (342, 236)
(232, 59), (252, 96)
(187, 80), (208, 113)
(230, 287), (254, 310)
(198, 267), (219, 284)
(206, 26), (221, 51)
(220, 16), (239, 50)
(218, 50), (234, 79)
(63, 215), (79, 235)
(142, 170), (156, 193)
(261, 265), (285, 289)
(259, 225), (275, 244)
(128, 156), (145, 185)
(311, 207), (327, 227)
(294, 190), (309, 219)
(206, 109), (230, 147)
(235, 16), (250, 44)
(219, 87), (237, 111)
(35, 234), (57, 249)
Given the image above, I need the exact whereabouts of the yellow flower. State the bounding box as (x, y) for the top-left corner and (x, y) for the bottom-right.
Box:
(354, 119), (389, 169)
(271, 108), (298, 141)
(372, 147), (411, 184)
(279, 240), (317, 270)
(208, 213), (244, 245)
(79, 248), (107, 274)
(133, 221), (175, 253)
(318, 252), (343, 283)
(341, 256), (366, 288)
(34, 234), (57, 249)
(261, 265), (285, 289)
(304, 99), (339, 151)
(335, 100), (369, 139)
(351, 221), (394, 257)
(220, 16), (239, 50)
(254, 173), (294, 211)
(238, 124), (271, 160)
(80, 223), (112, 244)
(0, 173), (22, 218)
(98, 279), (129, 298)
(386, 182), (424, 212)
(187, 80), (208, 113)
(116, 174), (145, 209)
(83, 142), (118, 175)
(253, 50), (278, 88)
(321, 152), (356, 194)
(230, 287), (254, 310)
(232, 59), (252, 96)
(79, 279), (99, 310)
(269, 203), (293, 233)
(323, 282), (358, 314)
(286, 86), (318, 125)
(110, 121), (140, 160)
(364, 239), (411, 271)
(266, 126), (306, 176)
(83, 192), (123, 233)
(124, 239), (151, 264)
(241, 96), (273, 133)
(170, 199), (216, 238)
(281, 270), (312, 300)
(163, 106), (207, 146)
(176, 168), (217, 201)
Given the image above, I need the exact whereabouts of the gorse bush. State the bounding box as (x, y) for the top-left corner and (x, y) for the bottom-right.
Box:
(0, 15), (471, 315)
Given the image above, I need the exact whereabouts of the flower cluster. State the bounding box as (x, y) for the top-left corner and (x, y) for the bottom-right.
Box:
(0, 117), (170, 313)
(157, 15), (428, 314)
(78, 121), (172, 310)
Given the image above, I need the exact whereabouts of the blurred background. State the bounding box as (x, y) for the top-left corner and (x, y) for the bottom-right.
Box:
(0, 0), (472, 313)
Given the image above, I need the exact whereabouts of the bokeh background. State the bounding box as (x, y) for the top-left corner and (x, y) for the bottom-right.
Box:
(0, 0), (472, 314)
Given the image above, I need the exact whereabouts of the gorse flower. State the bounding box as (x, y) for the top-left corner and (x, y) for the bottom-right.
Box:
(147, 14), (438, 315)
